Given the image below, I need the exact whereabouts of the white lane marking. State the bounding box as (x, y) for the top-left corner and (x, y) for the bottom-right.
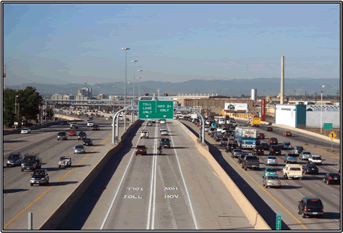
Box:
(299, 192), (304, 197)
(213, 171), (220, 179)
(167, 122), (199, 230)
(328, 166), (339, 170)
(100, 123), (147, 230)
(284, 182), (289, 186)
(147, 123), (158, 230)
(315, 184), (320, 187)
(152, 123), (158, 229)
(335, 219), (339, 222)
(332, 194), (338, 198)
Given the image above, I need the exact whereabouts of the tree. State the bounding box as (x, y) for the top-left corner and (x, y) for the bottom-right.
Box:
(3, 88), (17, 127)
(17, 86), (43, 123)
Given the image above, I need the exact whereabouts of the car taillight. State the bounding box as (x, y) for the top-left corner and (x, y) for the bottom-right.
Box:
(329, 177), (332, 180)
(275, 171), (277, 174)
(246, 161), (248, 164)
(278, 181), (281, 184)
(322, 207), (324, 211)
(307, 168), (310, 170)
(275, 160), (278, 161)
(304, 207), (307, 211)
(262, 149), (264, 151)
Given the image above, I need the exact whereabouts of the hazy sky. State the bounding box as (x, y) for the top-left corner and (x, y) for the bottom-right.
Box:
(4, 4), (340, 85)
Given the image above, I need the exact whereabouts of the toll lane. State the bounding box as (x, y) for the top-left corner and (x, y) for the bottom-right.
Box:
(56, 120), (253, 230)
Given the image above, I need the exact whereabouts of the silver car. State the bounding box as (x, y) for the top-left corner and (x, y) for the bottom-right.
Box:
(231, 149), (243, 158)
(7, 153), (22, 167)
(263, 176), (281, 188)
(204, 126), (209, 132)
(161, 130), (168, 136)
(300, 151), (311, 160)
(265, 156), (278, 165)
(74, 145), (85, 154)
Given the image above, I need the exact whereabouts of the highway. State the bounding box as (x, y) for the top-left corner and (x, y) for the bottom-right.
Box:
(55, 120), (253, 230)
(182, 120), (340, 230)
(3, 115), (121, 229)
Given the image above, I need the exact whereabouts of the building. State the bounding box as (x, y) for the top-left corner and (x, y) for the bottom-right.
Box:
(96, 94), (107, 100)
(78, 87), (92, 98)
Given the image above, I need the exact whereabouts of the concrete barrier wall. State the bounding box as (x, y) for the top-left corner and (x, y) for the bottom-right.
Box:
(233, 117), (340, 144)
(177, 121), (271, 230)
(40, 120), (141, 229)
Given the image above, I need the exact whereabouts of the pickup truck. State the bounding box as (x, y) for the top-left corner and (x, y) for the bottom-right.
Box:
(136, 145), (147, 155)
(21, 155), (42, 172)
(283, 164), (303, 179)
(242, 155), (260, 171)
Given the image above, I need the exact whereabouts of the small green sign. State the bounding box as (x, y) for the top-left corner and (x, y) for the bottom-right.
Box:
(138, 100), (174, 119)
(276, 213), (281, 230)
(323, 123), (333, 129)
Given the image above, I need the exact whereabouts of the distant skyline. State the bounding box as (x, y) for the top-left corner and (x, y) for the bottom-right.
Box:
(4, 4), (340, 86)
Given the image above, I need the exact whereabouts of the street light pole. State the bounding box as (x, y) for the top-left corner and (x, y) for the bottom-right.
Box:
(320, 85), (325, 134)
(136, 70), (142, 104)
(137, 77), (141, 100)
(122, 47), (130, 131)
(131, 60), (137, 104)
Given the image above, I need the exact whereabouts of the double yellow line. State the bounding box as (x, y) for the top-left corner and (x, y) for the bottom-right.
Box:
(203, 125), (308, 230)
(4, 133), (112, 229)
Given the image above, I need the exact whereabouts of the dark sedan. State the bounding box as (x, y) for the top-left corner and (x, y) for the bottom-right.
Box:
(323, 173), (340, 185)
(261, 143), (269, 151)
(302, 163), (319, 175)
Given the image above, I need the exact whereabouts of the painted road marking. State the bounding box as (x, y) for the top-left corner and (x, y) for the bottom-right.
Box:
(299, 193), (304, 197)
(332, 194), (337, 198)
(164, 187), (178, 191)
(328, 166), (339, 170)
(100, 123), (147, 230)
(124, 195), (143, 199)
(315, 184), (320, 187)
(151, 123), (158, 230)
(164, 195), (179, 199)
(199, 124), (309, 230)
(213, 171), (220, 179)
(167, 122), (199, 230)
(3, 133), (112, 229)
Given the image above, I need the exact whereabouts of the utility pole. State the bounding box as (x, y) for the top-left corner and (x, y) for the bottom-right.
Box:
(315, 92), (317, 103)
(337, 90), (339, 102)
(304, 91), (307, 101)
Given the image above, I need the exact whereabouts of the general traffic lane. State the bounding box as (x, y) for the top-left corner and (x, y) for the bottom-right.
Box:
(56, 120), (253, 230)
(183, 120), (340, 230)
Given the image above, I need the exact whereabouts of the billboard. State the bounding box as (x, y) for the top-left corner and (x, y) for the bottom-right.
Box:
(224, 103), (248, 112)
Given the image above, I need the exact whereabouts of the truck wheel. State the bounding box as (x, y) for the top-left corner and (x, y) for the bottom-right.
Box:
(30, 183), (33, 186)
(21, 168), (24, 172)
(244, 167), (247, 171)
(302, 212), (307, 218)
(326, 180), (330, 185)
(59, 165), (61, 168)
(323, 178), (325, 183)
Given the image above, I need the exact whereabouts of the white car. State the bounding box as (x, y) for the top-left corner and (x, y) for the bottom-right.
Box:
(218, 119), (225, 124)
(217, 127), (224, 132)
(308, 155), (322, 165)
(21, 128), (31, 134)
(204, 126), (209, 132)
(300, 151), (311, 160)
(160, 127), (167, 132)
(87, 121), (95, 127)
(160, 119), (166, 124)
(161, 130), (168, 136)
(232, 121), (237, 126)
(205, 120), (211, 125)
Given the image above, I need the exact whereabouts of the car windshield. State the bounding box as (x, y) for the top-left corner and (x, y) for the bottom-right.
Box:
(84, 138), (91, 141)
(262, 143), (268, 146)
(75, 146), (83, 149)
(268, 157), (277, 160)
(289, 154), (298, 157)
(23, 128), (29, 130)
(137, 146), (145, 149)
(246, 156), (258, 160)
(24, 157), (35, 162)
(303, 152), (311, 154)
(284, 142), (290, 145)
(267, 168), (277, 172)
(9, 154), (20, 159)
(234, 149), (242, 152)
(306, 200), (323, 207)
(297, 147), (303, 150)
(312, 156), (321, 159)
(32, 175), (45, 178)
(290, 167), (301, 171)
(222, 138), (228, 141)
(267, 176), (279, 180)
(58, 132), (65, 135)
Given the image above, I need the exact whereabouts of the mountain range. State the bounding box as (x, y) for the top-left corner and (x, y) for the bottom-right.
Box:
(6, 78), (339, 97)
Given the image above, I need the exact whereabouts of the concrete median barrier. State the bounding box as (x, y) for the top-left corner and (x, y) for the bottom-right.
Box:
(177, 120), (271, 230)
(40, 120), (141, 230)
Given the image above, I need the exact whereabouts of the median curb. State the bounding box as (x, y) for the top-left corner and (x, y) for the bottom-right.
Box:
(233, 117), (340, 144)
(176, 120), (271, 230)
(40, 120), (142, 230)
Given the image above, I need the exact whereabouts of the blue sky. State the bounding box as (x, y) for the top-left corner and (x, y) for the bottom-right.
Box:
(4, 4), (340, 85)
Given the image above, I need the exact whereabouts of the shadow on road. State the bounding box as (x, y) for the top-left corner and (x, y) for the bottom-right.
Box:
(48, 181), (78, 186)
(4, 140), (27, 143)
(182, 122), (289, 230)
(55, 120), (143, 230)
(4, 189), (29, 193)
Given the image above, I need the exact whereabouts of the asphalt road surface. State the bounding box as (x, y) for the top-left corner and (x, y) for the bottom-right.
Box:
(55, 120), (253, 230)
(183, 120), (340, 230)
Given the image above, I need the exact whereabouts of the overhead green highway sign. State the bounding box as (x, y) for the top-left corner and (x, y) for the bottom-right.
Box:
(323, 123), (333, 129)
(138, 100), (174, 119)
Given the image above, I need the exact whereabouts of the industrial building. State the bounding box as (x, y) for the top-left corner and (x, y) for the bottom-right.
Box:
(78, 87), (92, 99)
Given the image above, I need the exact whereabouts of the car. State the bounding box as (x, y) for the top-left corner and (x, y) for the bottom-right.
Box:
(284, 153), (299, 164)
(87, 121), (95, 127)
(57, 131), (67, 140)
(269, 145), (281, 155)
(30, 169), (49, 186)
(83, 138), (93, 146)
(208, 128), (216, 135)
(210, 131), (216, 138)
(263, 175), (281, 188)
(219, 137), (228, 147)
(232, 121), (237, 126)
(136, 145), (147, 155)
(92, 124), (100, 130)
(266, 127), (273, 131)
(7, 152), (22, 167)
(204, 126), (210, 132)
(293, 146), (304, 154)
(70, 123), (78, 129)
(252, 145), (264, 155)
(68, 130), (77, 136)
(147, 121), (153, 126)
(298, 197), (324, 218)
(282, 141), (292, 150)
(262, 167), (278, 178)
(160, 130), (168, 136)
(215, 133), (223, 142)
(78, 131), (87, 140)
(265, 156), (278, 165)
(21, 128), (31, 134)
(238, 153), (248, 164)
(261, 143), (269, 151)
(299, 151), (311, 160)
(160, 127), (167, 132)
(242, 155), (260, 170)
(303, 163), (319, 175)
(74, 145), (86, 154)
(106, 117), (110, 120)
(283, 164), (303, 179)
(257, 133), (265, 139)
(217, 127), (224, 132)
(283, 131), (292, 136)
(226, 142), (238, 153)
(231, 149), (243, 158)
(323, 173), (340, 185)
(21, 154), (42, 172)
(160, 119), (166, 124)
(269, 137), (278, 145)
(160, 138), (171, 148)
(63, 121), (69, 125)
(308, 155), (323, 165)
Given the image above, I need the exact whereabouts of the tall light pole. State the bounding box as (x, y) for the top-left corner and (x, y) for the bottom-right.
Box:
(131, 60), (137, 104)
(137, 77), (141, 100)
(122, 47), (130, 131)
(320, 85), (325, 134)
(136, 70), (142, 103)
(15, 95), (19, 129)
